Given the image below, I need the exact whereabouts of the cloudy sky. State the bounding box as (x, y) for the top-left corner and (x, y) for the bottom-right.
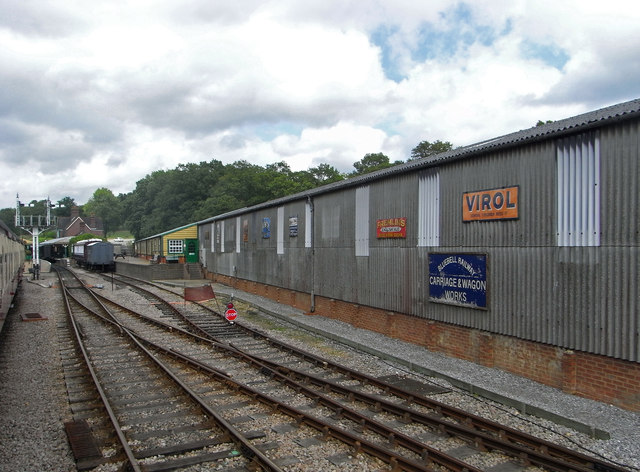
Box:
(2, 0), (639, 210)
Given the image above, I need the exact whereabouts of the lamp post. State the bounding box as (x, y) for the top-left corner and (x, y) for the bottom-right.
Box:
(15, 194), (56, 280)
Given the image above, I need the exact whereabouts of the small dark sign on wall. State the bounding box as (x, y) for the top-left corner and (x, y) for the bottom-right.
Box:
(262, 217), (271, 239)
(428, 253), (488, 309)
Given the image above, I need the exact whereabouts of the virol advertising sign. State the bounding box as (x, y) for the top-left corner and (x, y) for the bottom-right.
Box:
(463, 186), (519, 221)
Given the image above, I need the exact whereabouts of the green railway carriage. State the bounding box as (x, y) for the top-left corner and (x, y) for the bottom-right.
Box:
(1, 219), (24, 329)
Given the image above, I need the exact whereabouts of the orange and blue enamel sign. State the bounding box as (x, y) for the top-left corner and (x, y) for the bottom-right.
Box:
(463, 186), (519, 221)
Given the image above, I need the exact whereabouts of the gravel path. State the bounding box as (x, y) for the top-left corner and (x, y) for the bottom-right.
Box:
(0, 275), (75, 472)
(1, 270), (638, 471)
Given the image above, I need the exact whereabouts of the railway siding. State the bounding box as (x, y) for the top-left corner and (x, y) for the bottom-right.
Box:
(0, 267), (638, 471)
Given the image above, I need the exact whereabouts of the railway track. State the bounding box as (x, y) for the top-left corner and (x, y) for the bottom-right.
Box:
(80, 270), (462, 471)
(55, 266), (283, 471)
(83, 271), (630, 472)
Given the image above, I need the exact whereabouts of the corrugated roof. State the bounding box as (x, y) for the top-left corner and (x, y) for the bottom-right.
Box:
(422, 97), (640, 164)
(197, 97), (640, 224)
(40, 236), (72, 246)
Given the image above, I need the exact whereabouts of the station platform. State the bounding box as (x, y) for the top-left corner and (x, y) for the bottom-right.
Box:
(115, 257), (202, 281)
(115, 255), (154, 265)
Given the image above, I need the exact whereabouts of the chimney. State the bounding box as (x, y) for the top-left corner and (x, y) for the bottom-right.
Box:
(71, 206), (80, 218)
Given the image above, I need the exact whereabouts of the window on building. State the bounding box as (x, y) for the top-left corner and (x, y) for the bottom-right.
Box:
(556, 131), (600, 247)
(168, 239), (184, 254)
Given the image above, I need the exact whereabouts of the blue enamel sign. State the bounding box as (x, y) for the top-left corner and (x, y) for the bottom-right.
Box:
(428, 253), (488, 309)
(262, 217), (271, 239)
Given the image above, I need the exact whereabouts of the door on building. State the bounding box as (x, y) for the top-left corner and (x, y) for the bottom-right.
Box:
(185, 239), (198, 263)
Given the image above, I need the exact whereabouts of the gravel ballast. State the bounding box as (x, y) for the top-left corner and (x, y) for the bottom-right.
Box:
(0, 275), (76, 472)
(1, 269), (638, 471)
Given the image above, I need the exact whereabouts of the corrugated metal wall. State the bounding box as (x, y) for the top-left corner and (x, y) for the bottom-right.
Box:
(557, 131), (600, 246)
(199, 118), (639, 363)
(355, 186), (369, 257)
(134, 236), (161, 257)
(202, 201), (312, 294)
(418, 169), (440, 247)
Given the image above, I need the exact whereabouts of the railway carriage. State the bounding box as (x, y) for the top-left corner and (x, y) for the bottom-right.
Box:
(72, 239), (115, 271)
(0, 219), (24, 326)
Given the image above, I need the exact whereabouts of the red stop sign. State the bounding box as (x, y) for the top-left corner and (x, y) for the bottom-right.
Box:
(225, 308), (237, 321)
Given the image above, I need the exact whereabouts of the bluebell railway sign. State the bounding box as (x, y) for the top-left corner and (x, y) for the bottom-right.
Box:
(428, 253), (488, 309)
(289, 215), (298, 237)
(262, 217), (271, 239)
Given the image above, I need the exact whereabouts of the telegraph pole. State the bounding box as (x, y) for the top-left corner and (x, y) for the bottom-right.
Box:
(15, 194), (56, 280)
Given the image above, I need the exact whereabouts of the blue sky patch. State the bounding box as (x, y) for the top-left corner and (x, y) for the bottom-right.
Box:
(251, 121), (305, 141)
(371, 3), (508, 82)
(371, 25), (404, 82)
(520, 40), (570, 70)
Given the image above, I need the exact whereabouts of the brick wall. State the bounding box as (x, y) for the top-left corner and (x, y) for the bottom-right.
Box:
(206, 273), (640, 411)
(116, 262), (185, 281)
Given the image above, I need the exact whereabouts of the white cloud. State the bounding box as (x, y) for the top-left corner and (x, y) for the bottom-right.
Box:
(1, 0), (639, 210)
(271, 121), (393, 171)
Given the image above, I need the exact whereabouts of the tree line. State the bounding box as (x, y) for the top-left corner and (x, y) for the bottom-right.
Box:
(0, 140), (453, 241)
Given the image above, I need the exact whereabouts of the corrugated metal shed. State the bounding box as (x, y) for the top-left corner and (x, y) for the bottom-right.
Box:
(198, 98), (640, 364)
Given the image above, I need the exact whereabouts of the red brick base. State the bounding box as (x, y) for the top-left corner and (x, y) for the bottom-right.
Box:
(210, 274), (640, 411)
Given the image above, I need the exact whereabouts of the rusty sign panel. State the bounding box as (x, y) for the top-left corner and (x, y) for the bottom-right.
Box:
(184, 285), (216, 301)
(463, 186), (519, 222)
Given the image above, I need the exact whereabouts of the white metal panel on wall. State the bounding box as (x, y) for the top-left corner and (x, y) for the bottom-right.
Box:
(220, 221), (225, 252)
(277, 206), (284, 254)
(355, 186), (370, 256)
(305, 202), (312, 248)
(418, 170), (440, 247)
(236, 216), (241, 253)
(557, 131), (601, 247)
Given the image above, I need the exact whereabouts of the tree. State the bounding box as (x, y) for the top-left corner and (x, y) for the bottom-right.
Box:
(536, 120), (553, 126)
(349, 153), (402, 177)
(307, 163), (344, 184)
(117, 157), (351, 239)
(0, 208), (17, 234)
(83, 188), (122, 236)
(410, 140), (454, 160)
(54, 197), (76, 217)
